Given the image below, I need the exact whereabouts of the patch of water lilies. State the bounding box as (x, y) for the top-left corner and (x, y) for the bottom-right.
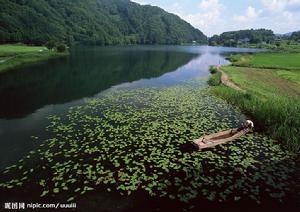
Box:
(0, 79), (297, 204)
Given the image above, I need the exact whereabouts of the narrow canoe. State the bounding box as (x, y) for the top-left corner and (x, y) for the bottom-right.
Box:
(193, 128), (250, 150)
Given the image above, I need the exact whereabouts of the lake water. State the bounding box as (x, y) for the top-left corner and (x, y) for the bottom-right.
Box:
(2, 46), (296, 211)
(0, 45), (258, 170)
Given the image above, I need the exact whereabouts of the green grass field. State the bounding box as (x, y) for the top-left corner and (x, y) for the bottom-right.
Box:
(276, 70), (300, 85)
(0, 44), (67, 73)
(211, 52), (300, 152)
(222, 66), (300, 98)
(230, 53), (300, 70)
(0, 44), (47, 57)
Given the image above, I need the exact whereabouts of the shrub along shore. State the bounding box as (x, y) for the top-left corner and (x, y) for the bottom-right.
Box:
(209, 52), (300, 152)
(0, 43), (68, 73)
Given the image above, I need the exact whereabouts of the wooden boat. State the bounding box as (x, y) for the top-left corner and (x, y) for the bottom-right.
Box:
(193, 128), (250, 150)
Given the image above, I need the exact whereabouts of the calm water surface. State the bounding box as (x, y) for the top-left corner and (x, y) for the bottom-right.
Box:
(0, 45), (259, 169)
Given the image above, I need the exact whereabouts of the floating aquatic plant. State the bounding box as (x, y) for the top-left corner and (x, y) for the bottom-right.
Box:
(0, 79), (297, 205)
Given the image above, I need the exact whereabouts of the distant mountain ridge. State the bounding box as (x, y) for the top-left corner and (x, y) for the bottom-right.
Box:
(275, 31), (299, 37)
(0, 0), (207, 45)
(283, 32), (294, 37)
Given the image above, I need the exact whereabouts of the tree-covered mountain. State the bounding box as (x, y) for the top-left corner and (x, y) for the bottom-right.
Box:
(0, 0), (207, 45)
(209, 29), (275, 47)
(290, 31), (300, 41)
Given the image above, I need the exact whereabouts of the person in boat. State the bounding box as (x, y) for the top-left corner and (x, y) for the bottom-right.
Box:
(237, 120), (254, 132)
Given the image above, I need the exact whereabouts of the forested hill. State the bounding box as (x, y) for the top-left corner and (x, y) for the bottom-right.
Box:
(209, 29), (275, 47)
(0, 0), (207, 45)
(291, 31), (300, 41)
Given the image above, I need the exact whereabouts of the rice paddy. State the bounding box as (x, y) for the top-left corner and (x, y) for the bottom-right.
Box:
(0, 79), (298, 209)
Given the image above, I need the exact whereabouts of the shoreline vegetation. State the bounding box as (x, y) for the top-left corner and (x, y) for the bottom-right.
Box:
(0, 44), (68, 73)
(208, 52), (300, 152)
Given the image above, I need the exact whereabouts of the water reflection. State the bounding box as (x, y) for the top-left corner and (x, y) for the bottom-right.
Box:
(114, 53), (229, 89)
(0, 48), (196, 119)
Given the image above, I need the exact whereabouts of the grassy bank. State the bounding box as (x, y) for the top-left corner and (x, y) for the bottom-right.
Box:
(0, 44), (68, 73)
(209, 53), (300, 152)
(229, 52), (300, 70)
(207, 67), (221, 86)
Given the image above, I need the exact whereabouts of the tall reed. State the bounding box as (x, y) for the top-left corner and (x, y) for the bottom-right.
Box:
(210, 85), (300, 152)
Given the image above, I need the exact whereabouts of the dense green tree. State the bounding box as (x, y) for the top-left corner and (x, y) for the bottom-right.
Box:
(290, 31), (300, 42)
(275, 42), (281, 47)
(56, 44), (67, 52)
(45, 40), (56, 50)
(209, 29), (275, 47)
(0, 0), (207, 45)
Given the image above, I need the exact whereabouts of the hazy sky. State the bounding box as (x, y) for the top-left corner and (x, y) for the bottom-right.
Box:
(131, 0), (300, 36)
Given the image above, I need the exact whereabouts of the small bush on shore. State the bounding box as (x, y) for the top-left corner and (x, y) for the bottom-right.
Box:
(45, 41), (67, 52)
(56, 44), (67, 52)
(45, 41), (56, 50)
(208, 71), (221, 86)
(209, 66), (218, 74)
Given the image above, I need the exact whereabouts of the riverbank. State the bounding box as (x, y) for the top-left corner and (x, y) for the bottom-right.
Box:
(208, 52), (300, 152)
(0, 44), (68, 73)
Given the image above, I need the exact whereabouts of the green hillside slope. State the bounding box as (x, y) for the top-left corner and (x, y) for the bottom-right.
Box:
(0, 0), (207, 45)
